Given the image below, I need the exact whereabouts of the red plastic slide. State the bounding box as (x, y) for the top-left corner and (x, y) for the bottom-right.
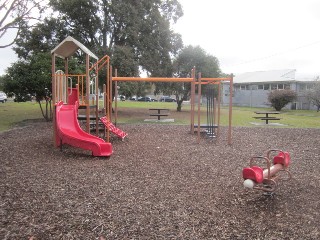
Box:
(55, 101), (113, 157)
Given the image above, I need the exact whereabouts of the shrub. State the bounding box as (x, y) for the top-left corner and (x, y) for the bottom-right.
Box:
(268, 89), (297, 111)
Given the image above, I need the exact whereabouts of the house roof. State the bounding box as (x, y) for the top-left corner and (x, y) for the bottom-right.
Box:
(233, 69), (296, 84)
(51, 36), (98, 60)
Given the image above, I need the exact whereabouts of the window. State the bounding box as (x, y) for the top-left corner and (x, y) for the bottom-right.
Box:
(278, 84), (284, 90)
(271, 84), (277, 90)
(284, 84), (290, 89)
(240, 85), (246, 90)
(264, 84), (270, 90)
(258, 85), (264, 90)
(306, 84), (312, 90)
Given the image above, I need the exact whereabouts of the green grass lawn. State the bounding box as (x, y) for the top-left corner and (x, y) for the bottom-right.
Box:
(0, 100), (319, 132)
(113, 101), (320, 128)
(0, 101), (44, 132)
(229, 107), (320, 128)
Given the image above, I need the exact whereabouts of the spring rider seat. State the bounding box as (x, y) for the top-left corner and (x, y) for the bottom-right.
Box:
(242, 149), (292, 194)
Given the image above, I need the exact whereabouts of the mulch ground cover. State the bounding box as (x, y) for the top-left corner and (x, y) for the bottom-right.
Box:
(1, 120), (319, 239)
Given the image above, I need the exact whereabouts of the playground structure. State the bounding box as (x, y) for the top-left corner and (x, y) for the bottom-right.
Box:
(51, 36), (119, 157)
(242, 149), (292, 193)
(51, 36), (234, 157)
(112, 70), (234, 144)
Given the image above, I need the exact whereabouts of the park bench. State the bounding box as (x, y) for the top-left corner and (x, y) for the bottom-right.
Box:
(149, 108), (169, 120)
(253, 111), (281, 124)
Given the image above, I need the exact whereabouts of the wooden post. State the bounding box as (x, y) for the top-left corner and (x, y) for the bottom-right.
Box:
(228, 74), (233, 145)
(213, 97), (217, 136)
(64, 57), (68, 103)
(95, 61), (99, 136)
(190, 67), (196, 133)
(105, 65), (112, 143)
(114, 69), (118, 126)
(85, 54), (90, 133)
(81, 75), (84, 104)
(217, 82), (221, 137)
(197, 72), (201, 144)
(109, 65), (112, 123)
(52, 53), (57, 147)
(103, 84), (107, 140)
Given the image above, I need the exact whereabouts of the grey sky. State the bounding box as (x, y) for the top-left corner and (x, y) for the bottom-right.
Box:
(1, 0), (320, 77)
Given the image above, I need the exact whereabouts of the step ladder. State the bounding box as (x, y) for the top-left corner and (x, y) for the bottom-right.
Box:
(100, 116), (128, 140)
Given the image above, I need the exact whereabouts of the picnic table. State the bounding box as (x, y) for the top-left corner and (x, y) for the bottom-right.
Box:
(253, 111), (281, 124)
(149, 108), (169, 120)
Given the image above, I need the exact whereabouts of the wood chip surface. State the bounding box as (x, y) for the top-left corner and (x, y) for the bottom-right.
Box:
(1, 120), (319, 239)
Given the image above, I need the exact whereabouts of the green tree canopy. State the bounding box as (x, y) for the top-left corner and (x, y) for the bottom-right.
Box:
(3, 52), (52, 119)
(14, 0), (183, 75)
(3, 52), (83, 120)
(155, 45), (222, 111)
(12, 0), (184, 98)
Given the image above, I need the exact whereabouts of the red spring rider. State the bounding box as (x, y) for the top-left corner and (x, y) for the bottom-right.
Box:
(242, 149), (292, 193)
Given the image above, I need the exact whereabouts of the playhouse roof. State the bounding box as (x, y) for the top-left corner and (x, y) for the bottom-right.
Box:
(233, 69), (296, 84)
(51, 36), (98, 60)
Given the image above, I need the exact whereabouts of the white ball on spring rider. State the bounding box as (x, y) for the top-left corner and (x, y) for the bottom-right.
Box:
(243, 179), (255, 189)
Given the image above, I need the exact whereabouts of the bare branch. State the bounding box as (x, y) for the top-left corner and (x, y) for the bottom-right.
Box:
(0, 0), (45, 48)
(0, 0), (19, 27)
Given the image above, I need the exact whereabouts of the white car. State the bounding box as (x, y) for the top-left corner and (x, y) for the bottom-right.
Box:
(0, 92), (7, 103)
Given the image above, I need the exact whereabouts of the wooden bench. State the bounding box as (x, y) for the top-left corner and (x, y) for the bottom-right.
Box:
(253, 116), (281, 120)
(257, 117), (281, 121)
(149, 114), (169, 120)
(149, 108), (169, 120)
(253, 111), (281, 124)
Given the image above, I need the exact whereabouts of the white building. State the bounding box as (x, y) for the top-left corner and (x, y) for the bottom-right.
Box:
(222, 69), (318, 110)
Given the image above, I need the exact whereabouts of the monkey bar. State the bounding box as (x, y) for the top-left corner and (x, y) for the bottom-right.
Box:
(113, 69), (234, 145)
(112, 77), (193, 82)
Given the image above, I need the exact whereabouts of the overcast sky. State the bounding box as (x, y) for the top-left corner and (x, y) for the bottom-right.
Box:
(174, 0), (320, 78)
(1, 0), (320, 78)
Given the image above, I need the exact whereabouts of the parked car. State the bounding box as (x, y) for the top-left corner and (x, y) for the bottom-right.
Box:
(138, 97), (153, 102)
(138, 97), (157, 102)
(129, 96), (137, 101)
(159, 96), (176, 102)
(116, 95), (125, 101)
(0, 92), (7, 103)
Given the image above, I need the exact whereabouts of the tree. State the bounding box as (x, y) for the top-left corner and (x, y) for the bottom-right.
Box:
(305, 80), (320, 111)
(0, 0), (45, 48)
(3, 52), (83, 120)
(13, 0), (184, 97)
(0, 75), (5, 90)
(268, 89), (297, 111)
(155, 45), (221, 111)
(3, 53), (52, 120)
(14, 0), (183, 73)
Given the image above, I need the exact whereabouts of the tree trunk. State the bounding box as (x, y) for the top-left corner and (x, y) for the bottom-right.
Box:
(38, 99), (52, 121)
(177, 99), (183, 112)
